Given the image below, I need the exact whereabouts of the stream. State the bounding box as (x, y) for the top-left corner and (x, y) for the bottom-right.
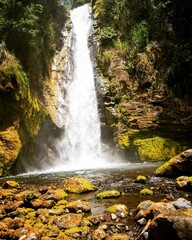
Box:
(0, 162), (184, 217)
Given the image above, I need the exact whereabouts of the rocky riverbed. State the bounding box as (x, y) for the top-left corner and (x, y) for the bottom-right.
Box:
(0, 161), (191, 240)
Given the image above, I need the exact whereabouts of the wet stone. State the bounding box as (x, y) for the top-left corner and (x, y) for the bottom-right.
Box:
(2, 180), (20, 189)
(92, 226), (106, 240)
(54, 213), (83, 229)
(63, 177), (96, 193)
(65, 200), (92, 213)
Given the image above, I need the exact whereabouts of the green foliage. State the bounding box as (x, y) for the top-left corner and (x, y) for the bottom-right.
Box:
(0, 0), (66, 96)
(131, 21), (149, 50)
(0, 0), (43, 41)
(114, 40), (129, 51)
(93, 0), (192, 98)
(99, 26), (117, 46)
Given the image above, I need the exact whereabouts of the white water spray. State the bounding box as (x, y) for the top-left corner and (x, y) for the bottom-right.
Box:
(54, 4), (109, 170)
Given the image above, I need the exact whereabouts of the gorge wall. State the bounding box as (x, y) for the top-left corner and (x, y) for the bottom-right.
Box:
(92, 0), (192, 161)
(0, 0), (67, 175)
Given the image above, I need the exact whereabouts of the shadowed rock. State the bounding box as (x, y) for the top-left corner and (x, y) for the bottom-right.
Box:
(155, 149), (192, 177)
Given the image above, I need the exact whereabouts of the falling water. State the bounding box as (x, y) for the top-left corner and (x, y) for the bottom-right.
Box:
(54, 4), (107, 170)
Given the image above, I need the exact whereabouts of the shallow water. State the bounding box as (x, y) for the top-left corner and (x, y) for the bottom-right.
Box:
(1, 162), (183, 216)
(0, 162), (160, 185)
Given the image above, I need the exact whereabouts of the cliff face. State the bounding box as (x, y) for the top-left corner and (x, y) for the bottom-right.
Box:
(0, 44), (48, 176)
(93, 0), (192, 161)
(0, 0), (67, 176)
(97, 42), (192, 162)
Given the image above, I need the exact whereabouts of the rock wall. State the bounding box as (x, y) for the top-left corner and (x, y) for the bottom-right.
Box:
(0, 44), (48, 175)
(96, 42), (192, 161)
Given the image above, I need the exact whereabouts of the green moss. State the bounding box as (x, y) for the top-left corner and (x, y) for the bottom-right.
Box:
(118, 135), (130, 149)
(133, 136), (181, 161)
(96, 190), (120, 199)
(64, 177), (96, 193)
(188, 177), (192, 183)
(57, 200), (68, 205)
(0, 127), (22, 176)
(135, 175), (147, 183)
(64, 226), (89, 237)
(108, 234), (129, 240)
(176, 176), (192, 190)
(52, 188), (68, 200)
(107, 204), (127, 213)
(2, 180), (20, 189)
(155, 160), (171, 175)
(140, 188), (153, 195)
(0, 54), (28, 93)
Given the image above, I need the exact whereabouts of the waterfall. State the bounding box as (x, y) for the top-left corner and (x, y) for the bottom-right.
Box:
(54, 4), (107, 170)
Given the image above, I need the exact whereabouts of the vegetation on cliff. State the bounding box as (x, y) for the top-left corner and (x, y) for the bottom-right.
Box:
(0, 0), (67, 175)
(92, 0), (192, 160)
(0, 0), (67, 94)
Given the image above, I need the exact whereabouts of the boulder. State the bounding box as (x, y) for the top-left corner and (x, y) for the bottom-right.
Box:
(14, 190), (41, 202)
(148, 209), (192, 240)
(2, 180), (20, 189)
(87, 215), (105, 225)
(92, 226), (106, 240)
(176, 176), (192, 191)
(43, 188), (68, 201)
(106, 234), (130, 240)
(64, 226), (90, 238)
(57, 233), (76, 240)
(155, 149), (192, 177)
(172, 198), (192, 209)
(136, 200), (155, 212)
(135, 202), (176, 220)
(63, 177), (96, 193)
(134, 175), (147, 183)
(107, 204), (128, 218)
(54, 213), (83, 229)
(65, 200), (92, 213)
(140, 188), (153, 196)
(96, 190), (121, 199)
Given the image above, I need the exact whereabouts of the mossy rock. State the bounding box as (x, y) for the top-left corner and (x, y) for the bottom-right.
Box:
(133, 136), (181, 161)
(15, 190), (41, 202)
(56, 200), (69, 206)
(140, 188), (153, 196)
(0, 127), (22, 176)
(66, 200), (92, 212)
(107, 204), (128, 213)
(176, 176), (192, 191)
(0, 188), (16, 199)
(155, 149), (192, 177)
(96, 190), (121, 199)
(57, 233), (76, 240)
(106, 234), (130, 240)
(43, 188), (68, 201)
(54, 213), (83, 230)
(63, 177), (96, 193)
(2, 180), (20, 189)
(64, 226), (90, 238)
(134, 175), (147, 183)
(118, 135), (130, 149)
